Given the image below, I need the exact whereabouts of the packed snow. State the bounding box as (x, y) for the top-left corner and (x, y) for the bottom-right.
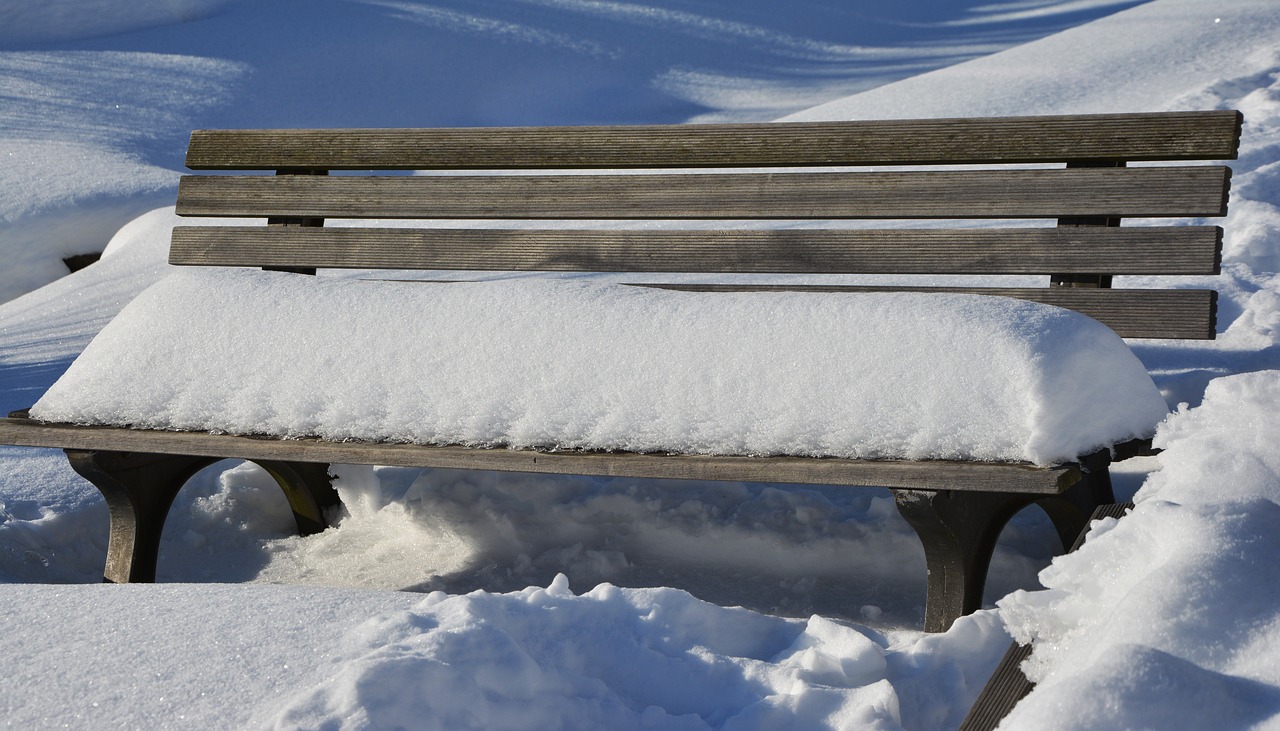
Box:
(33, 270), (1167, 466)
(2, 0), (1280, 729)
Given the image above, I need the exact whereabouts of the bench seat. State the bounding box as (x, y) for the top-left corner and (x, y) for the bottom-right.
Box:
(31, 270), (1169, 467)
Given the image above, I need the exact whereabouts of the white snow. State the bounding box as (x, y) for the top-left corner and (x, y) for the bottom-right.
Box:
(0, 579), (1008, 731)
(0, 50), (246, 301)
(997, 370), (1280, 729)
(32, 270), (1167, 466)
(3, 0), (1280, 728)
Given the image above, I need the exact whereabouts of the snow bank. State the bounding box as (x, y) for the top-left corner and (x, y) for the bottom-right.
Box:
(267, 576), (899, 730)
(783, 0), (1275, 121)
(32, 269), (1167, 465)
(997, 370), (1280, 729)
(0, 579), (1009, 731)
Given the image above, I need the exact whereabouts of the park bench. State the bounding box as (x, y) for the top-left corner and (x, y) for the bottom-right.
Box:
(0, 110), (1241, 631)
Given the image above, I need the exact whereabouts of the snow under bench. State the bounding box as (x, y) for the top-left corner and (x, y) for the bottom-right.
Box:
(0, 110), (1242, 631)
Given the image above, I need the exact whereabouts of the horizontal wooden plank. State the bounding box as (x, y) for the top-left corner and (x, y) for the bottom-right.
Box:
(0, 417), (1080, 493)
(175, 167), (1232, 220)
(170, 225), (1223, 275)
(184, 111), (1242, 170)
(628, 285), (1217, 340)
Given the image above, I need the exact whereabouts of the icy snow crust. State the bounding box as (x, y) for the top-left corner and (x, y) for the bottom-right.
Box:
(32, 269), (1168, 466)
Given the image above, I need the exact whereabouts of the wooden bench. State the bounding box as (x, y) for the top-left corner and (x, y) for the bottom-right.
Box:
(0, 110), (1241, 631)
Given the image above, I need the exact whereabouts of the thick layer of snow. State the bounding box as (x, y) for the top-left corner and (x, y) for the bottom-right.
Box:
(0, 580), (1007, 731)
(998, 370), (1280, 730)
(32, 269), (1168, 465)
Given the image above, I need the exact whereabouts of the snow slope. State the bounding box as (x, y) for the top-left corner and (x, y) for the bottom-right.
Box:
(2, 0), (1280, 729)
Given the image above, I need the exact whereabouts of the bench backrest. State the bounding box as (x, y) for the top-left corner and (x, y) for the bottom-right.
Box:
(171, 111), (1242, 339)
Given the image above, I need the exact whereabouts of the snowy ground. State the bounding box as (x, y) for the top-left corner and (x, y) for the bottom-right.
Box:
(2, 0), (1280, 729)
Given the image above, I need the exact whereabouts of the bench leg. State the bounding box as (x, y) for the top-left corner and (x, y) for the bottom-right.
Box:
(65, 451), (341, 583)
(1036, 450), (1115, 551)
(254, 460), (342, 536)
(893, 452), (1116, 632)
(66, 450), (220, 583)
(893, 489), (1042, 632)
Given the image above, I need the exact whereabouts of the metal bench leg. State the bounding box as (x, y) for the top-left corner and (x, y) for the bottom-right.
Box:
(66, 450), (220, 583)
(66, 451), (341, 583)
(893, 489), (1042, 632)
(254, 460), (341, 536)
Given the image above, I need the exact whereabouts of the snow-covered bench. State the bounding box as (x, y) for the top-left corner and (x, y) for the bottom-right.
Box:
(0, 111), (1241, 631)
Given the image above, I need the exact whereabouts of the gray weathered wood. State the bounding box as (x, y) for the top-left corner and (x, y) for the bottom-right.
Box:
(169, 225), (1222, 275)
(184, 111), (1242, 170)
(175, 167), (1232, 220)
(0, 417), (1080, 494)
(628, 285), (1216, 339)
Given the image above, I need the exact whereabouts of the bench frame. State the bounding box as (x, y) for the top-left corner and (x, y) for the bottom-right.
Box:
(0, 110), (1241, 631)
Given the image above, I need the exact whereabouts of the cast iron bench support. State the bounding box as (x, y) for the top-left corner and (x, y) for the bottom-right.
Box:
(65, 448), (339, 583)
(895, 450), (1114, 632)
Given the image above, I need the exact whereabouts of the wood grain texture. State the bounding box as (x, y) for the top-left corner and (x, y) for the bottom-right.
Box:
(626, 285), (1217, 339)
(0, 417), (1080, 494)
(175, 167), (1233, 220)
(169, 225), (1223, 275)
(184, 111), (1242, 170)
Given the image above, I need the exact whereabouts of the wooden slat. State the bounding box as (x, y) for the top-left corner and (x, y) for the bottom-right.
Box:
(176, 167), (1232, 220)
(170, 225), (1223, 275)
(0, 417), (1080, 494)
(630, 285), (1217, 339)
(184, 111), (1242, 170)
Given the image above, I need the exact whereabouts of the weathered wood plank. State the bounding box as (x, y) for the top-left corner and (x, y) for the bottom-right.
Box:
(175, 167), (1232, 220)
(184, 111), (1242, 170)
(169, 225), (1222, 275)
(0, 417), (1080, 494)
(629, 285), (1217, 339)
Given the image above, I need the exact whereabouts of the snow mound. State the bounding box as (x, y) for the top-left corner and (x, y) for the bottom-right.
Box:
(32, 269), (1168, 465)
(998, 370), (1280, 729)
(0, 579), (1010, 731)
(268, 577), (901, 730)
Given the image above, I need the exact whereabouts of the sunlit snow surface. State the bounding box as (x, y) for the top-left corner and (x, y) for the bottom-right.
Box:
(32, 270), (1167, 466)
(2, 0), (1280, 729)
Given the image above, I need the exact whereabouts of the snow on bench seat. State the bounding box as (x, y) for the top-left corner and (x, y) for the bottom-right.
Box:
(31, 269), (1170, 467)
